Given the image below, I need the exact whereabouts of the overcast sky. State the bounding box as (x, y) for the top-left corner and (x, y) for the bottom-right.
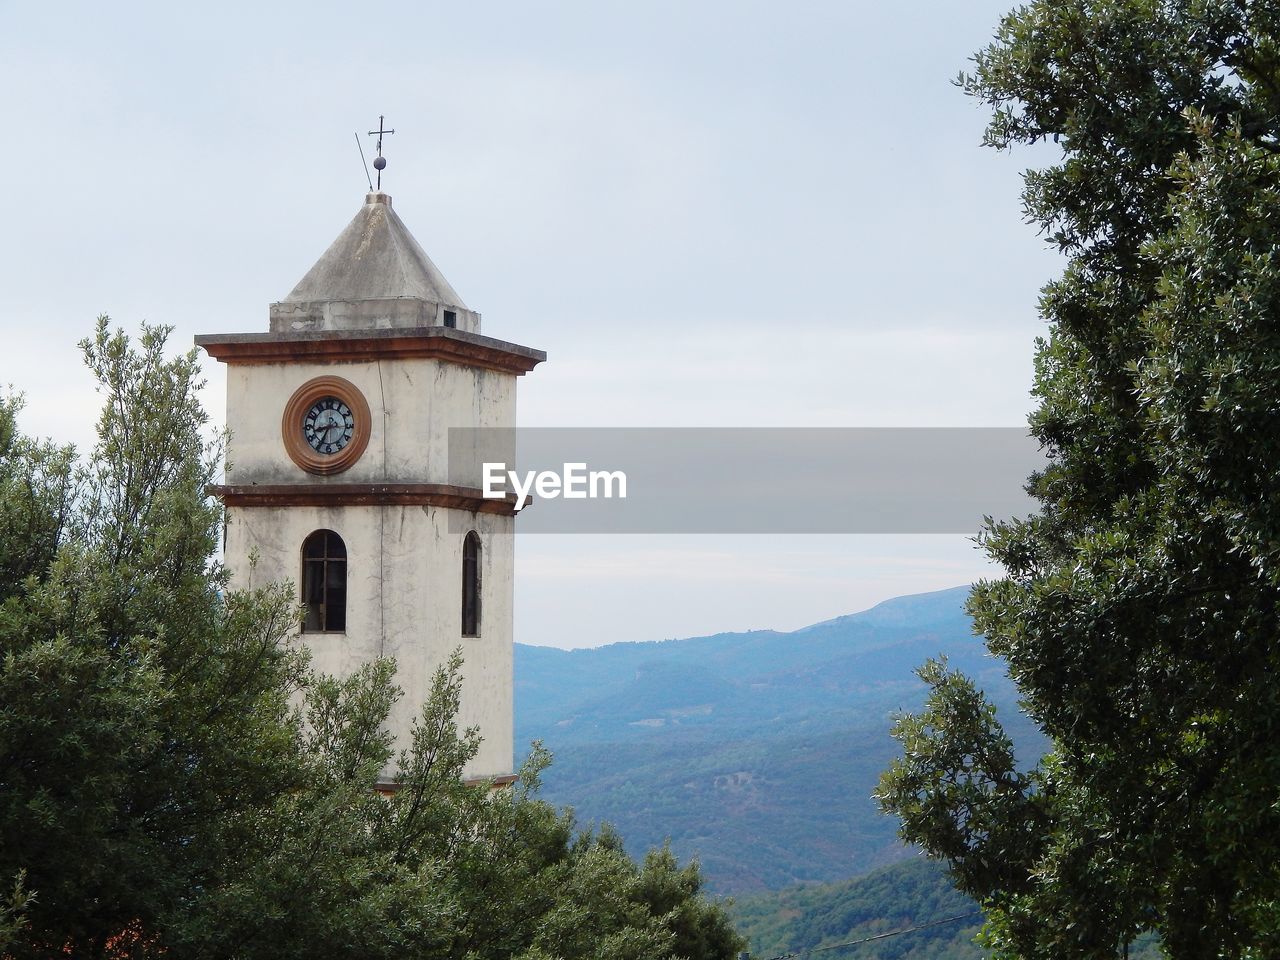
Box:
(0, 1), (1062, 647)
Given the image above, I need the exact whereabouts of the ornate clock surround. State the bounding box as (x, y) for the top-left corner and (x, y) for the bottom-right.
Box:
(281, 375), (372, 476)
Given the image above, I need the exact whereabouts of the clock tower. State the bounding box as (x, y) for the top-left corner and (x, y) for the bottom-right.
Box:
(197, 190), (544, 783)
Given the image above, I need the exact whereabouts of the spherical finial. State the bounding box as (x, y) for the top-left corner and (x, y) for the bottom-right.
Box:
(365, 115), (395, 190)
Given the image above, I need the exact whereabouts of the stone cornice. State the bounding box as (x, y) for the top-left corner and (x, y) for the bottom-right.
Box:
(208, 482), (519, 515)
(195, 327), (546, 375)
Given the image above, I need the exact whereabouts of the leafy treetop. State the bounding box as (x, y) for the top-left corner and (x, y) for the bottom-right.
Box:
(0, 318), (744, 960)
(880, 3), (1280, 959)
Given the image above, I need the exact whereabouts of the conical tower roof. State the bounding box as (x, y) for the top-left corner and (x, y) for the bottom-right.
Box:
(269, 192), (480, 334)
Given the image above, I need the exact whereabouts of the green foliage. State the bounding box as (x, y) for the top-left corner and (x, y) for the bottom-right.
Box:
(0, 393), (75, 598)
(733, 858), (986, 960)
(0, 318), (743, 960)
(734, 859), (1167, 960)
(880, 3), (1280, 958)
(0, 872), (34, 956)
(540, 725), (937, 894)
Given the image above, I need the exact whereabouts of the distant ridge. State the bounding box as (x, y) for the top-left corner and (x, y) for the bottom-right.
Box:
(795, 584), (973, 632)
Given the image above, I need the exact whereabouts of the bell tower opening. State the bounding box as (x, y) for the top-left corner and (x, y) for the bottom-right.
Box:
(462, 531), (482, 637)
(302, 529), (347, 633)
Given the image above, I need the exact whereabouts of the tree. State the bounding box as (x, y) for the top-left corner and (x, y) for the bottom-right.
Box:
(0, 318), (744, 960)
(878, 3), (1280, 958)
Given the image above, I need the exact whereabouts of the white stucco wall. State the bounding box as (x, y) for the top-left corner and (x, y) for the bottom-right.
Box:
(226, 503), (515, 781)
(220, 355), (520, 781)
(224, 357), (515, 486)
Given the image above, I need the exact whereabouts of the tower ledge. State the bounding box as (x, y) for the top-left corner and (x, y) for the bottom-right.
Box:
(195, 325), (545, 375)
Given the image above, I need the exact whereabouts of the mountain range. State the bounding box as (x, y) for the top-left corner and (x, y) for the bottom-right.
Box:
(514, 585), (1043, 894)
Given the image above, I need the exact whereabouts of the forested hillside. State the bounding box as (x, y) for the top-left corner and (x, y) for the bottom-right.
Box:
(733, 859), (1163, 960)
(732, 858), (985, 960)
(514, 587), (1045, 893)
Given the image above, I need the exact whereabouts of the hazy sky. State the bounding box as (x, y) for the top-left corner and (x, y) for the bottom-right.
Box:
(0, 1), (1062, 647)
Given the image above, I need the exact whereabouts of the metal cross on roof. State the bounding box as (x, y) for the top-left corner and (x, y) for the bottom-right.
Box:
(367, 115), (395, 190)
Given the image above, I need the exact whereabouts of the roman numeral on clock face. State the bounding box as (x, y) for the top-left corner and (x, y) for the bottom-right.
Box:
(304, 396), (355, 454)
(283, 377), (369, 476)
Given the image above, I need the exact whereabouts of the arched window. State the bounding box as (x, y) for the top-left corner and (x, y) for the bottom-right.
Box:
(302, 529), (347, 632)
(462, 531), (481, 637)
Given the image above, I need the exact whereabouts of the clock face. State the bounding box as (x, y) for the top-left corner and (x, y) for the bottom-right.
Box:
(303, 397), (355, 455)
(283, 376), (370, 475)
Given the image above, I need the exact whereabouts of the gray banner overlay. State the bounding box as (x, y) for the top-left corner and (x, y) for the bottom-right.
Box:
(446, 428), (1044, 534)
